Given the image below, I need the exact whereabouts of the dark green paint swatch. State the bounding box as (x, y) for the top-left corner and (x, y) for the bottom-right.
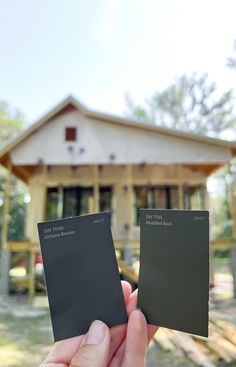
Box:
(138, 209), (209, 337)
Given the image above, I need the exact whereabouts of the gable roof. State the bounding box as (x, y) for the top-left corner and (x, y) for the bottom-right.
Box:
(1, 94), (236, 182)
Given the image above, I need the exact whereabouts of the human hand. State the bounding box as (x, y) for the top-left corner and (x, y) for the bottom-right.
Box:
(40, 281), (158, 367)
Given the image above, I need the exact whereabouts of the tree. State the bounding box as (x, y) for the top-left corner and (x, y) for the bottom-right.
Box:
(227, 39), (236, 69)
(0, 101), (27, 244)
(226, 41), (236, 297)
(126, 73), (236, 136)
(127, 72), (236, 297)
(0, 101), (24, 147)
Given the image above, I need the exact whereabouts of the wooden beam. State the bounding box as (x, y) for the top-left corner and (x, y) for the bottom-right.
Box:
(115, 240), (139, 251)
(93, 165), (99, 212)
(210, 238), (236, 249)
(122, 164), (133, 263)
(28, 249), (36, 300)
(228, 172), (236, 298)
(202, 183), (208, 210)
(4, 238), (236, 299)
(183, 163), (222, 176)
(6, 241), (39, 251)
(0, 163), (12, 294)
(1, 164), (11, 249)
(178, 184), (184, 209)
(13, 165), (30, 183)
(227, 162), (236, 298)
(118, 260), (138, 284)
(6, 237), (236, 253)
(126, 164), (133, 238)
(0, 154), (30, 183)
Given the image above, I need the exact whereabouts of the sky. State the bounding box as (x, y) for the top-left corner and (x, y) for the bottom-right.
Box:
(1, 0), (236, 125)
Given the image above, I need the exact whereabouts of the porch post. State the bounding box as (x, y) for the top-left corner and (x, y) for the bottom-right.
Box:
(124, 164), (133, 264)
(204, 182), (215, 288)
(202, 183), (208, 210)
(228, 167), (236, 298)
(0, 163), (12, 295)
(93, 165), (99, 212)
(178, 184), (184, 209)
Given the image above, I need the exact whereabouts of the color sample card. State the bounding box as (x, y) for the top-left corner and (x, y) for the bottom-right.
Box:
(38, 212), (127, 342)
(138, 209), (209, 337)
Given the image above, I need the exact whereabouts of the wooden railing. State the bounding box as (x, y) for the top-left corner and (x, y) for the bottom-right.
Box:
(5, 238), (236, 299)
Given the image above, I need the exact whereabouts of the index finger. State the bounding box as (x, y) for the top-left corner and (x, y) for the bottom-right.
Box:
(127, 288), (159, 342)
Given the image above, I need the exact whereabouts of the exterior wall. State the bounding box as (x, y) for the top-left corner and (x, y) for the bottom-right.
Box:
(10, 109), (231, 166)
(26, 164), (207, 243)
(29, 164), (207, 186)
(26, 169), (47, 242)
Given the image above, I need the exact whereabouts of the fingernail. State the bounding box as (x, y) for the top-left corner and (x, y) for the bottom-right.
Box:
(133, 309), (143, 319)
(85, 320), (106, 345)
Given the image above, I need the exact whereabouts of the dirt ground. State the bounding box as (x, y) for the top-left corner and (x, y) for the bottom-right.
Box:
(0, 260), (235, 367)
(0, 294), (236, 367)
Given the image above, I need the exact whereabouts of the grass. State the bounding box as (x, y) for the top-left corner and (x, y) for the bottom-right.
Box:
(0, 257), (235, 367)
(0, 303), (236, 367)
(0, 309), (53, 367)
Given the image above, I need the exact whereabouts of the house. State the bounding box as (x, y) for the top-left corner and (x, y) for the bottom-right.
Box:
(1, 95), (236, 295)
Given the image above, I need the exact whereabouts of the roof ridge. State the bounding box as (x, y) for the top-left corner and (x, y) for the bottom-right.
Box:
(0, 94), (236, 161)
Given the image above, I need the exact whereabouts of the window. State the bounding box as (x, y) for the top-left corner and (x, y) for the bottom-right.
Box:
(63, 188), (78, 217)
(134, 185), (179, 225)
(184, 185), (205, 210)
(46, 188), (59, 220)
(63, 187), (93, 217)
(133, 187), (148, 225)
(99, 187), (112, 213)
(46, 186), (113, 222)
(65, 127), (77, 141)
(151, 186), (179, 210)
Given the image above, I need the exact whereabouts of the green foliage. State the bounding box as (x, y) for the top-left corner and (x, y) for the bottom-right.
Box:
(0, 176), (27, 242)
(214, 251), (230, 259)
(0, 101), (27, 244)
(0, 101), (24, 146)
(125, 94), (153, 123)
(211, 195), (232, 239)
(127, 73), (236, 245)
(209, 164), (233, 243)
(227, 39), (236, 69)
(126, 73), (236, 136)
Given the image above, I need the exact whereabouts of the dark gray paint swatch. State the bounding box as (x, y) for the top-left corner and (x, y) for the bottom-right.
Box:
(38, 212), (127, 342)
(138, 209), (209, 337)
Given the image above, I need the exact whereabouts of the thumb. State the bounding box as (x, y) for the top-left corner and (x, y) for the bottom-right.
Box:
(70, 320), (110, 367)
